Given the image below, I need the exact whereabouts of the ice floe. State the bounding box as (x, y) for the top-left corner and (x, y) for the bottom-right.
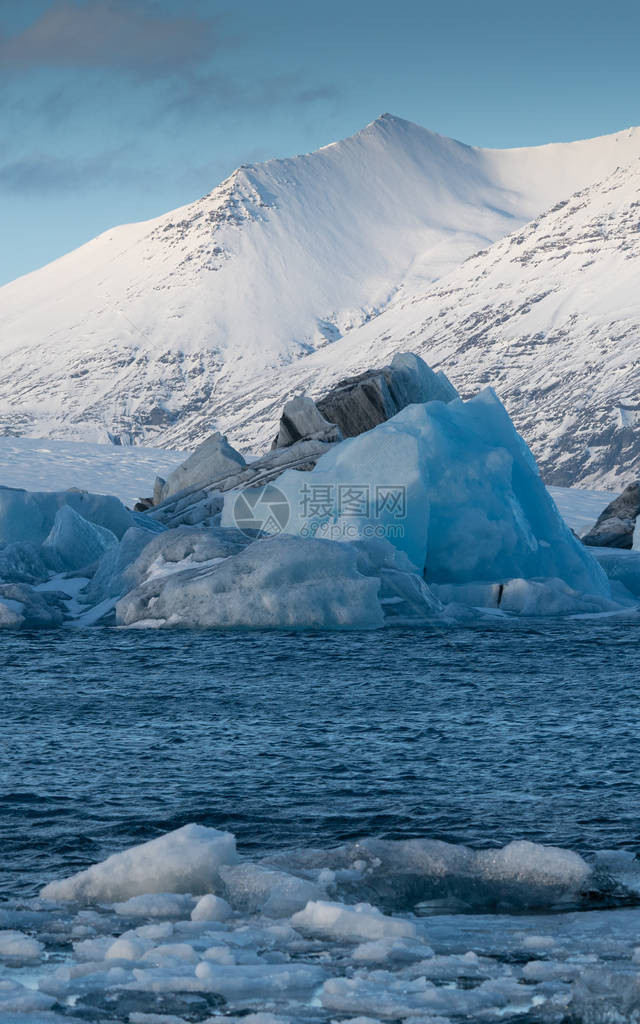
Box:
(1, 825), (639, 1022)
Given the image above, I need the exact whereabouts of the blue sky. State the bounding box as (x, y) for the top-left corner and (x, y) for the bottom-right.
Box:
(1, 0), (639, 285)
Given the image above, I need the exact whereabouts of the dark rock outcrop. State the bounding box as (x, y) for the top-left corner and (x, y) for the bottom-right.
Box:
(271, 351), (458, 450)
(272, 396), (342, 449)
(315, 352), (457, 439)
(582, 482), (640, 549)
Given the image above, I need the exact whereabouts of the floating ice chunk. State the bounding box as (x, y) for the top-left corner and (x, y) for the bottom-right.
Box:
(140, 942), (201, 965)
(201, 944), (237, 965)
(326, 836), (593, 911)
(0, 485), (133, 545)
(475, 840), (591, 889)
(568, 967), (640, 1023)
(523, 958), (581, 981)
(412, 950), (500, 981)
(38, 956), (135, 998)
(0, 928), (43, 962)
(521, 933), (556, 951)
(352, 936), (434, 964)
(220, 1015), (290, 1024)
(41, 824), (237, 903)
(220, 863), (325, 917)
(191, 893), (232, 922)
(592, 850), (640, 897)
(41, 504), (117, 571)
(192, 960), (326, 1000)
(105, 934), (152, 961)
(133, 922), (175, 942)
(291, 900), (417, 942)
(72, 936), (113, 962)
(320, 971), (531, 1019)
(114, 893), (196, 919)
(0, 978), (55, 1013)
(129, 1014), (189, 1024)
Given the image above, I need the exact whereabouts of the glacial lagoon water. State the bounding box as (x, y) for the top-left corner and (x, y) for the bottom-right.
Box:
(2, 620), (640, 1021)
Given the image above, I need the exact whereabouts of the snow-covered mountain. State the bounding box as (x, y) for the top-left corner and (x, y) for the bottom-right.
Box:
(1, 113), (640, 486)
(227, 158), (640, 489)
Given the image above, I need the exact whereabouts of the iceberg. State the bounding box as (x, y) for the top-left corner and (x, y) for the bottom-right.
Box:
(0, 485), (133, 545)
(41, 504), (118, 572)
(157, 431), (246, 503)
(84, 524), (249, 607)
(222, 416), (432, 571)
(220, 862), (325, 917)
(232, 388), (609, 600)
(116, 533), (441, 630)
(0, 356), (626, 628)
(592, 547), (640, 599)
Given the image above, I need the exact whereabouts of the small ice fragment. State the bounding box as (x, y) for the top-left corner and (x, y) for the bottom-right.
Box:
(191, 893), (232, 922)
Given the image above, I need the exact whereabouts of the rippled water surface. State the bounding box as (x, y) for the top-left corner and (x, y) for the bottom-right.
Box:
(3, 621), (640, 900)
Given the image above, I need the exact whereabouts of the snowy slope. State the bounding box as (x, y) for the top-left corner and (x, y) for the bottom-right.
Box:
(0, 437), (184, 507)
(229, 159), (640, 488)
(1, 114), (640, 462)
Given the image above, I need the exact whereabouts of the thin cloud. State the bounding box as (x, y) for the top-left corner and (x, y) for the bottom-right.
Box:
(0, 0), (221, 76)
(0, 149), (152, 192)
(162, 70), (343, 120)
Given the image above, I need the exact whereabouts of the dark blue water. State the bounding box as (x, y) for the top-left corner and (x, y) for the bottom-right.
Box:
(2, 621), (640, 902)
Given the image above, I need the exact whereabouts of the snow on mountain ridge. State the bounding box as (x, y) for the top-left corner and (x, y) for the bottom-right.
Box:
(1, 113), (640, 471)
